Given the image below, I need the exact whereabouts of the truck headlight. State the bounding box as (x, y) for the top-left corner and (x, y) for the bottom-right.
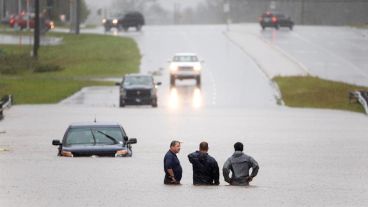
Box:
(112, 19), (118, 24)
(194, 66), (201, 72)
(170, 66), (177, 72)
(120, 89), (126, 97)
(102, 19), (106, 24)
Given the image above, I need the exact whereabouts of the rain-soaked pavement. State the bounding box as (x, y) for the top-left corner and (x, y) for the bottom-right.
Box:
(0, 34), (62, 45)
(1, 24), (368, 206)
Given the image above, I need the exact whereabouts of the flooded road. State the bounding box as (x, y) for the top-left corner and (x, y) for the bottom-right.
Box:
(1, 105), (368, 206)
(1, 24), (368, 206)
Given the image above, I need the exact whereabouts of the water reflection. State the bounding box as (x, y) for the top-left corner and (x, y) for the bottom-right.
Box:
(169, 87), (179, 109)
(192, 88), (202, 109)
(168, 85), (203, 110)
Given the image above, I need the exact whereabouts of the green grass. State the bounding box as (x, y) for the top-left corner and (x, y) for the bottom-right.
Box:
(0, 32), (140, 104)
(273, 76), (368, 113)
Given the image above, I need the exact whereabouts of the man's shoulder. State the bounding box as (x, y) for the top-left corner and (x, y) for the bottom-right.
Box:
(164, 150), (174, 158)
(206, 154), (218, 164)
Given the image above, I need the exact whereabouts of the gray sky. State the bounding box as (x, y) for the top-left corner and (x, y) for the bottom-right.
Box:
(85, 0), (205, 10)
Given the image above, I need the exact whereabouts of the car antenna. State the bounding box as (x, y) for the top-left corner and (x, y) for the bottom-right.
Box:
(94, 115), (97, 123)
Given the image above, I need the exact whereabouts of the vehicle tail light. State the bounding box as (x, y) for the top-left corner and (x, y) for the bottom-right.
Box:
(272, 16), (277, 23)
(61, 150), (74, 157)
(115, 150), (128, 157)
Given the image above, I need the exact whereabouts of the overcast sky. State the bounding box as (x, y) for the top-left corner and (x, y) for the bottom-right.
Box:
(85, 0), (205, 10)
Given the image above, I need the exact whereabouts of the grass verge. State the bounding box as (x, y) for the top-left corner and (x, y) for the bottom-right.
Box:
(273, 76), (368, 113)
(0, 32), (140, 104)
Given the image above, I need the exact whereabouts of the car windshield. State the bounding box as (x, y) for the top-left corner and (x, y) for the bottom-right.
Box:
(124, 76), (152, 86)
(173, 55), (198, 62)
(65, 127), (125, 145)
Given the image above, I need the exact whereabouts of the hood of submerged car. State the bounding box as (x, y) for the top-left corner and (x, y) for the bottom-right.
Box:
(62, 144), (129, 157)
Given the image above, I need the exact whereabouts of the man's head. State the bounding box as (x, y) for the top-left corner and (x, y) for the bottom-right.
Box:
(199, 141), (208, 152)
(170, 140), (181, 154)
(234, 142), (243, 152)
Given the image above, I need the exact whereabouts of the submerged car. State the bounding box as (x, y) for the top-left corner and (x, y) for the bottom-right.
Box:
(116, 74), (161, 107)
(169, 53), (203, 87)
(102, 11), (145, 32)
(259, 11), (294, 30)
(52, 122), (137, 157)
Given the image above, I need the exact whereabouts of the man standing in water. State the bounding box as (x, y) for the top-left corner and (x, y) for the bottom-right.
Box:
(223, 142), (259, 186)
(164, 140), (182, 184)
(188, 141), (220, 185)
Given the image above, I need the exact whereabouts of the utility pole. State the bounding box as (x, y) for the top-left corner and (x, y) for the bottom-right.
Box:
(33, 0), (40, 59)
(26, 0), (30, 30)
(0, 0), (3, 19)
(75, 0), (80, 34)
(300, 0), (305, 25)
(223, 0), (230, 31)
(18, 0), (22, 14)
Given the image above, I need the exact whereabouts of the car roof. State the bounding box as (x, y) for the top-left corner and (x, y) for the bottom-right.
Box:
(263, 11), (285, 15)
(174, 53), (198, 56)
(69, 122), (121, 128)
(124, 73), (152, 78)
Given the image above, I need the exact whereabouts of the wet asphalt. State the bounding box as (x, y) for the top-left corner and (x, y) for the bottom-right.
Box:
(1, 24), (368, 206)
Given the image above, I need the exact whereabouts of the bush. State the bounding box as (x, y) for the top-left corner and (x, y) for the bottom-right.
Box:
(33, 64), (64, 73)
(0, 53), (34, 74)
(0, 53), (63, 74)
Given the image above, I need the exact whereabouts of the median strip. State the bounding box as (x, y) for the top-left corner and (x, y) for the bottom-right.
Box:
(273, 76), (368, 113)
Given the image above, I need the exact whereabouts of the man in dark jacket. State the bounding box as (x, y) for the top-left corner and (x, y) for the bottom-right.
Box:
(223, 142), (259, 186)
(188, 142), (220, 185)
(164, 140), (182, 184)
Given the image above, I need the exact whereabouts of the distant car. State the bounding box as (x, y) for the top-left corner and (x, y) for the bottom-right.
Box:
(102, 11), (145, 32)
(9, 14), (54, 31)
(169, 53), (203, 87)
(259, 12), (294, 30)
(52, 122), (137, 157)
(116, 74), (161, 107)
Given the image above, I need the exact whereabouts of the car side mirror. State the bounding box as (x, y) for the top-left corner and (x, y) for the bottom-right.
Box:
(123, 136), (129, 141)
(115, 82), (121, 86)
(52, 140), (61, 146)
(127, 138), (137, 144)
(156, 82), (162, 86)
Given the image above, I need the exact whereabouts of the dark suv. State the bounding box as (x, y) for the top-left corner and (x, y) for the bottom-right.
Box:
(259, 12), (294, 30)
(116, 74), (161, 107)
(102, 11), (145, 32)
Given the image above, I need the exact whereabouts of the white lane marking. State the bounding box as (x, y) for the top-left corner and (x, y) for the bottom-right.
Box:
(256, 33), (310, 75)
(222, 30), (284, 106)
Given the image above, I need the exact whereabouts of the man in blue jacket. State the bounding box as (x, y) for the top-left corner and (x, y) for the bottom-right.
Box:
(223, 142), (259, 186)
(164, 140), (182, 184)
(188, 142), (220, 185)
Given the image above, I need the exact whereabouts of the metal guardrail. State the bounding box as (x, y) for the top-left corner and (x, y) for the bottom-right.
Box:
(349, 91), (368, 114)
(0, 95), (12, 120)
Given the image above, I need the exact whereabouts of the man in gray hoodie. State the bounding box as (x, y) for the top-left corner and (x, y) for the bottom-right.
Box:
(223, 142), (259, 186)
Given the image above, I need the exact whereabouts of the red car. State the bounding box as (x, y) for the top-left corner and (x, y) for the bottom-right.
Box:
(9, 14), (54, 31)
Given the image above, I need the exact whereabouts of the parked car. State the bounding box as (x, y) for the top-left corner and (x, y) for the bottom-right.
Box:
(259, 12), (294, 30)
(102, 11), (145, 32)
(116, 74), (161, 107)
(52, 122), (137, 157)
(169, 53), (203, 87)
(9, 14), (54, 32)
